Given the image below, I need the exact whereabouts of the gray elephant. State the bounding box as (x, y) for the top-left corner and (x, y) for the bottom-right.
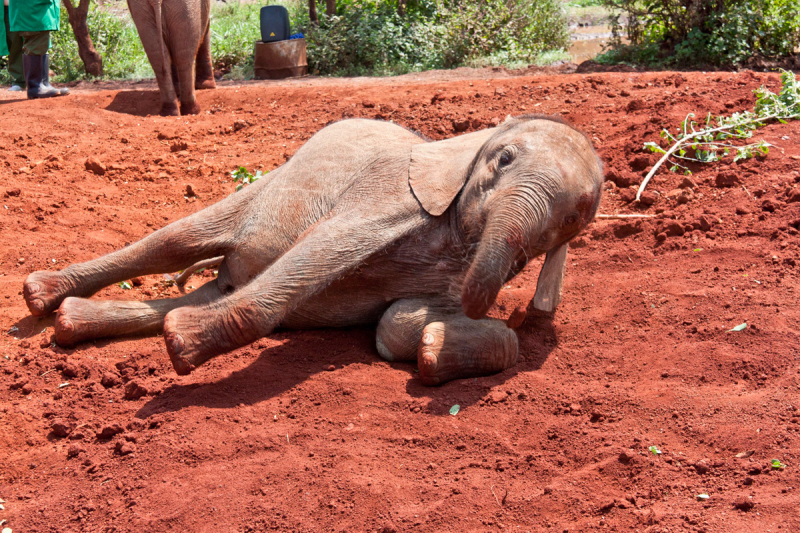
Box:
(128, 0), (216, 116)
(23, 116), (603, 385)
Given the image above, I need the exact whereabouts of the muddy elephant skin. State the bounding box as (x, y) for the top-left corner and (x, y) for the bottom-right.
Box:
(23, 116), (604, 385)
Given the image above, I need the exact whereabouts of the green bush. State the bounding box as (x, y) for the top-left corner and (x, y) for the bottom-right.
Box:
(597, 0), (800, 67)
(302, 0), (570, 76)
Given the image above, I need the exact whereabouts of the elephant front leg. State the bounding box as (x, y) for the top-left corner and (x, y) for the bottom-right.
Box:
(418, 316), (518, 385)
(377, 299), (521, 385)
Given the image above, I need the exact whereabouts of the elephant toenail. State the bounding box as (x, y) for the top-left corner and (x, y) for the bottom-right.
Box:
(166, 333), (185, 357)
(59, 318), (74, 334)
(421, 350), (437, 369)
(31, 299), (44, 313)
(422, 332), (435, 345)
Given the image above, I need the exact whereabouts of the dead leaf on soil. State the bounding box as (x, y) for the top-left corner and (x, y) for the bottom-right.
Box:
(735, 450), (755, 458)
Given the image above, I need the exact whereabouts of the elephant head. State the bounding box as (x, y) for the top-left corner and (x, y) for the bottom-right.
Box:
(409, 115), (603, 319)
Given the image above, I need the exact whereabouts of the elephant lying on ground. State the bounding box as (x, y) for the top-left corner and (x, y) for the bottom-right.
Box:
(23, 116), (603, 385)
(127, 0), (216, 116)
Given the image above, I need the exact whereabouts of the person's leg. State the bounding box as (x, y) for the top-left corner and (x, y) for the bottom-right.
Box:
(22, 31), (64, 99)
(4, 5), (24, 89)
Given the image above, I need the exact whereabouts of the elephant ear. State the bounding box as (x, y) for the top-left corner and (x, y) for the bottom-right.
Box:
(409, 128), (496, 216)
(533, 243), (568, 312)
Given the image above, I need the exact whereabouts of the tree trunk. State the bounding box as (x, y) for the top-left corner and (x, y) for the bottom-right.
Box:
(398, 0), (407, 16)
(326, 0), (335, 16)
(62, 0), (103, 77)
(309, 0), (318, 25)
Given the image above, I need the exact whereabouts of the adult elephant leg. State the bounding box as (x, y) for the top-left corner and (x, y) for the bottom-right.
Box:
(162, 210), (422, 375)
(194, 20), (215, 90)
(54, 277), (225, 346)
(375, 299), (459, 362)
(127, 0), (178, 116)
(163, 2), (202, 115)
(23, 183), (255, 316)
(417, 316), (519, 385)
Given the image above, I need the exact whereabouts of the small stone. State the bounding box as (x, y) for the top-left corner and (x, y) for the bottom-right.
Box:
(101, 372), (121, 388)
(761, 199), (777, 213)
(84, 156), (106, 176)
(324, 364), (335, 372)
(452, 118), (470, 132)
(21, 383), (34, 395)
(735, 205), (750, 215)
(115, 441), (136, 456)
(185, 184), (196, 197)
(67, 443), (86, 458)
(679, 177), (696, 189)
(51, 419), (74, 438)
(733, 496), (754, 511)
(639, 191), (658, 206)
(97, 424), (124, 440)
(170, 141), (189, 152)
(124, 381), (148, 400)
(17, 257), (25, 264)
(61, 364), (80, 378)
(629, 155), (650, 171)
(715, 171), (739, 188)
(618, 450), (634, 464)
(5, 188), (21, 197)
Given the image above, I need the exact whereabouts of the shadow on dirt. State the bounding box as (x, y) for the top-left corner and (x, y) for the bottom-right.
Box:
(105, 90), (161, 117)
(8, 314), (55, 340)
(133, 311), (557, 419)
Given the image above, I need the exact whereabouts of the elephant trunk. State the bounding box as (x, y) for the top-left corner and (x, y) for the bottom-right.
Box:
(461, 211), (543, 320)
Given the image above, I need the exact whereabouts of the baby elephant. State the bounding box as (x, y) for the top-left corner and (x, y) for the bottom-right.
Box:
(23, 116), (603, 385)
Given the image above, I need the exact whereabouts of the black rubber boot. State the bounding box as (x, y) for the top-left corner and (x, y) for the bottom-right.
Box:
(24, 54), (63, 99)
(42, 54), (69, 96)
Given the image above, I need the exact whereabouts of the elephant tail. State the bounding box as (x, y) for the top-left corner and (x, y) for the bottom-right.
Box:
(151, 0), (170, 80)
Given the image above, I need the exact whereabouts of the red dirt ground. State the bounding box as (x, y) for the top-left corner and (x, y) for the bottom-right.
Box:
(1, 67), (799, 533)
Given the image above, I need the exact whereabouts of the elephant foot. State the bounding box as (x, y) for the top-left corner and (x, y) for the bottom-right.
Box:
(23, 270), (76, 316)
(180, 100), (201, 116)
(163, 306), (250, 375)
(54, 297), (102, 346)
(159, 102), (179, 117)
(195, 78), (216, 90)
(417, 319), (518, 386)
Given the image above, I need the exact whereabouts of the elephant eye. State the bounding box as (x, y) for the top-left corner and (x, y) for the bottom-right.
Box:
(563, 213), (579, 226)
(498, 151), (513, 168)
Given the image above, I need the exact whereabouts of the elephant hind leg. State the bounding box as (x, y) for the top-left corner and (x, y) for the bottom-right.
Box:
(54, 278), (223, 347)
(194, 21), (216, 90)
(376, 299), (519, 385)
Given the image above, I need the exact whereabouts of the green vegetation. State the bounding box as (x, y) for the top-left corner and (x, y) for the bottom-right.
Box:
(303, 0), (570, 76)
(2, 0), (570, 83)
(637, 70), (800, 200)
(596, 0), (800, 67)
(231, 166), (266, 191)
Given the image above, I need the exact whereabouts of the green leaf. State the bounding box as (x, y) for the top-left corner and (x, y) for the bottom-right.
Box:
(771, 459), (785, 469)
(728, 323), (747, 332)
(449, 404), (460, 416)
(119, 281), (132, 290)
(648, 445), (661, 455)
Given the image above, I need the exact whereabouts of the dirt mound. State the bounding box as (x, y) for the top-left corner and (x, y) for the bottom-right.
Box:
(1, 69), (798, 532)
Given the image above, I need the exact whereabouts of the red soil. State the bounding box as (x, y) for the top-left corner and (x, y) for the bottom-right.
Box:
(1, 67), (799, 533)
